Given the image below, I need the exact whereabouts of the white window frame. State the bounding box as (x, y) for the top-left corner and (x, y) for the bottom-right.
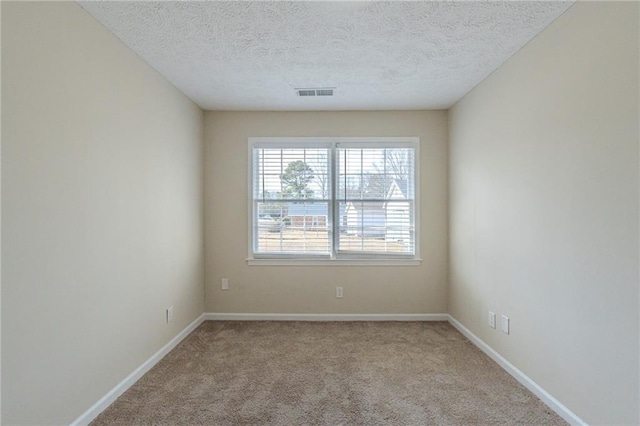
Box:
(247, 137), (421, 266)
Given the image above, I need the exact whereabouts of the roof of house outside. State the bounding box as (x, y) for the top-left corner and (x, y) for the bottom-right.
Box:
(388, 179), (409, 199)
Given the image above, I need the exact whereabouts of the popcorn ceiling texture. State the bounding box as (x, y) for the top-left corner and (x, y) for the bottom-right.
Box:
(79, 1), (575, 111)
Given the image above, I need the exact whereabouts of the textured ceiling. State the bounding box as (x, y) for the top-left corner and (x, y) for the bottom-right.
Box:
(79, 1), (575, 111)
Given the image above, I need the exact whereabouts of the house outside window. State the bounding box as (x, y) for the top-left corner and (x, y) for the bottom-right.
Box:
(248, 137), (420, 265)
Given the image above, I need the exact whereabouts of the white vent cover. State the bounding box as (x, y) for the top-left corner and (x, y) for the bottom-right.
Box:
(295, 87), (335, 97)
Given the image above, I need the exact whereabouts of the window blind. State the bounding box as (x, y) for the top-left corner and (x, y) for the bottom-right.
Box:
(336, 147), (415, 254)
(252, 147), (331, 255)
(250, 139), (417, 259)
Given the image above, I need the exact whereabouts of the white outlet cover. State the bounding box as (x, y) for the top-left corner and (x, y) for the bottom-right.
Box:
(488, 311), (496, 329)
(167, 307), (174, 323)
(501, 315), (509, 334)
(221, 278), (229, 290)
(336, 287), (343, 299)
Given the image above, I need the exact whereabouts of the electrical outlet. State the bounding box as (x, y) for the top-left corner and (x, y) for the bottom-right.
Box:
(336, 286), (344, 299)
(501, 315), (510, 334)
(221, 278), (229, 290)
(488, 311), (496, 329)
(166, 306), (174, 323)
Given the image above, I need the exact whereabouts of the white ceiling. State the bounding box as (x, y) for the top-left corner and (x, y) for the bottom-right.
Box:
(79, 1), (575, 111)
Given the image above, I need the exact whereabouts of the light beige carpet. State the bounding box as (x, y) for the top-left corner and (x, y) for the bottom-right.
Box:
(92, 321), (565, 425)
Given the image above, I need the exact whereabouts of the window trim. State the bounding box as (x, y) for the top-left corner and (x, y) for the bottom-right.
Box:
(247, 137), (421, 265)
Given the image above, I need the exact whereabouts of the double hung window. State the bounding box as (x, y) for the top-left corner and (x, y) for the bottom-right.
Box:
(249, 137), (419, 264)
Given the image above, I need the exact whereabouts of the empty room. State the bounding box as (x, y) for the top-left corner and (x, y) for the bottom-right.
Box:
(1, 1), (638, 425)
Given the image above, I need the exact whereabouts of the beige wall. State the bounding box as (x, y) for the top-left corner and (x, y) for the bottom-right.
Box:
(449, 2), (639, 424)
(205, 111), (448, 314)
(2, 2), (204, 424)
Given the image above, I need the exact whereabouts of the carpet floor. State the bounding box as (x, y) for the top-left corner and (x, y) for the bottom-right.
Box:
(92, 321), (565, 425)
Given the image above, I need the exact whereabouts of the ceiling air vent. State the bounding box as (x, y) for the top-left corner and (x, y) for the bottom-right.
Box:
(316, 89), (334, 96)
(295, 88), (335, 97)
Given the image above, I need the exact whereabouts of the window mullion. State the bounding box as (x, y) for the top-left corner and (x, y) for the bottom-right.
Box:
(330, 143), (338, 258)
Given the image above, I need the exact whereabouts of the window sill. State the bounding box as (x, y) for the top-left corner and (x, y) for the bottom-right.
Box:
(246, 258), (422, 266)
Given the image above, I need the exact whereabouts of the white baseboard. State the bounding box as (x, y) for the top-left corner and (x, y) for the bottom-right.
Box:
(70, 313), (206, 426)
(204, 312), (449, 321)
(447, 315), (587, 426)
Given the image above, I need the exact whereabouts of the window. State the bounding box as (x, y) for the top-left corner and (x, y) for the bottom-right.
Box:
(248, 137), (419, 265)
